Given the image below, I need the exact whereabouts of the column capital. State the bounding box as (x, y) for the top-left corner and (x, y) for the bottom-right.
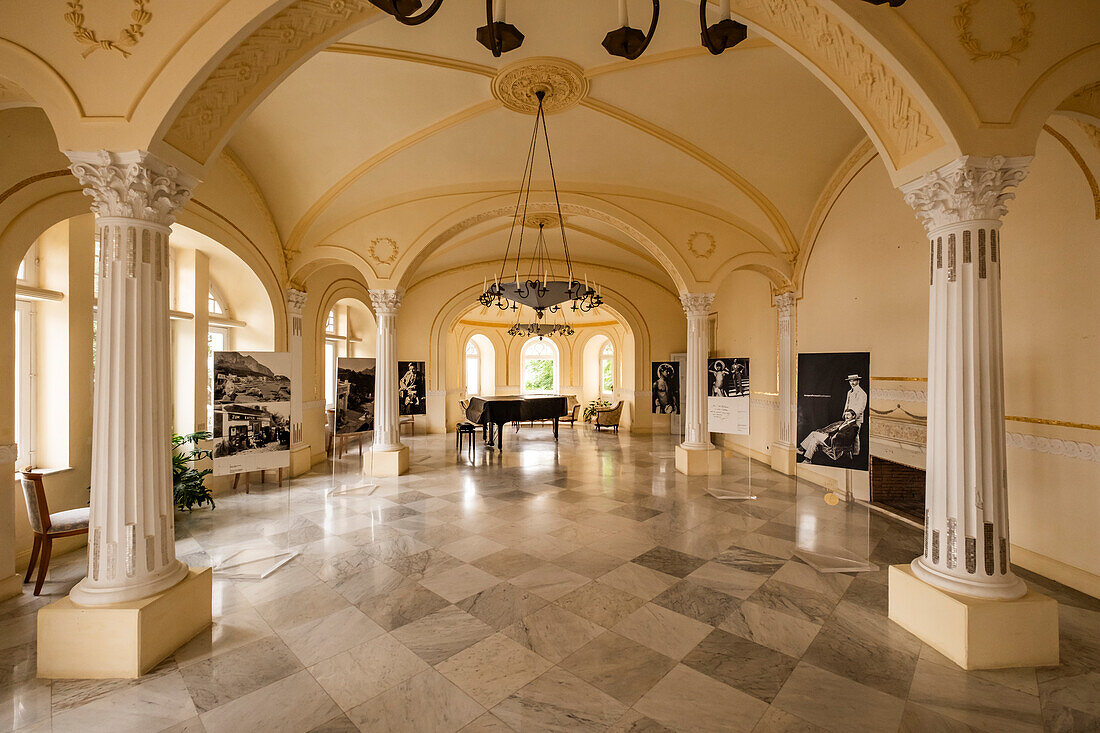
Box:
(286, 288), (307, 316)
(369, 288), (404, 316)
(899, 155), (1030, 233)
(67, 150), (199, 227)
(773, 290), (796, 316)
(679, 292), (715, 317)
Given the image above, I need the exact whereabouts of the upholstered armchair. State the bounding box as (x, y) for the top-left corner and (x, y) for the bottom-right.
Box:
(593, 401), (624, 432)
(560, 395), (581, 426)
(20, 472), (90, 595)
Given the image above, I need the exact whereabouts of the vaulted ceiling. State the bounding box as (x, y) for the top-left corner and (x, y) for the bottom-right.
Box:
(226, 0), (866, 291)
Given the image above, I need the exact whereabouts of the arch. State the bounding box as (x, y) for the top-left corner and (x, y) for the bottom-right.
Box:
(393, 194), (696, 293)
(463, 333), (496, 396)
(0, 40), (85, 146)
(520, 337), (560, 394)
(149, 1), (955, 183)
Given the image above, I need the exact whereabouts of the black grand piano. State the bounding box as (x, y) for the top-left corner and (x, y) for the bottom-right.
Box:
(465, 395), (569, 450)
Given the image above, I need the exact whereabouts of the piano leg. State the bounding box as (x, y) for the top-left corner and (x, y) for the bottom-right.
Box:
(497, 422), (504, 450)
(553, 417), (559, 440)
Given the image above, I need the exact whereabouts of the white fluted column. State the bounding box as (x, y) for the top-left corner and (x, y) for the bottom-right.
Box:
(771, 291), (798, 474)
(67, 151), (197, 605)
(369, 289), (409, 475)
(900, 155), (1029, 600)
(287, 288), (310, 475)
(676, 293), (721, 475)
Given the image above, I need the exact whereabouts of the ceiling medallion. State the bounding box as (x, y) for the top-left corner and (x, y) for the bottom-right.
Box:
(368, 236), (398, 265)
(523, 213), (562, 230)
(687, 231), (717, 259)
(490, 58), (589, 115)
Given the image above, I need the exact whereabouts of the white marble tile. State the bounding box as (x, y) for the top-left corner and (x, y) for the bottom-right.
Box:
(199, 670), (340, 733)
(419, 565), (503, 604)
(612, 603), (713, 660)
(279, 605), (385, 666)
(308, 633), (429, 711)
(52, 671), (197, 733)
(436, 632), (552, 707)
(348, 669), (484, 733)
(634, 664), (768, 733)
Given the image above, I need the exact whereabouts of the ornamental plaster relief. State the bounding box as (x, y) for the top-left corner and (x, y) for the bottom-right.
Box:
(953, 0), (1034, 63)
(687, 231), (717, 259)
(368, 236), (398, 266)
(63, 0), (152, 58)
(900, 155), (1030, 232)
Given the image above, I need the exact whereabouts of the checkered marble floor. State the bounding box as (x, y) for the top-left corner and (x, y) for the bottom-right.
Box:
(2, 429), (1098, 732)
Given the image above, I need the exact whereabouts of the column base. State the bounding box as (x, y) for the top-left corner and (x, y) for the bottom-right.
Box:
(770, 443), (797, 475)
(888, 564), (1058, 670)
(372, 445), (409, 477)
(0, 573), (21, 602)
(37, 566), (212, 679)
(290, 443), (312, 477)
(675, 445), (722, 476)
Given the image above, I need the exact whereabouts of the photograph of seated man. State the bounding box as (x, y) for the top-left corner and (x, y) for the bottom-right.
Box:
(796, 353), (871, 471)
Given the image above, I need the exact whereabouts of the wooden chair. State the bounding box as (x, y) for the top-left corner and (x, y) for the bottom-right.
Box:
(593, 401), (624, 433)
(19, 471), (90, 596)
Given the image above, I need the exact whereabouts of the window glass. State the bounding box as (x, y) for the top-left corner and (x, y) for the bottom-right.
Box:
(465, 341), (480, 395)
(600, 341), (614, 396)
(522, 339), (557, 394)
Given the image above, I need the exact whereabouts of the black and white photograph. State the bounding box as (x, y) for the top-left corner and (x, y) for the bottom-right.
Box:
(398, 360), (426, 416)
(708, 357), (750, 434)
(213, 351), (291, 404)
(708, 357), (749, 397)
(212, 351), (291, 475)
(652, 361), (680, 414)
(336, 357), (376, 434)
(796, 352), (870, 471)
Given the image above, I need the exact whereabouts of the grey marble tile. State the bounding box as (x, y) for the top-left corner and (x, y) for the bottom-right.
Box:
(308, 633), (429, 711)
(907, 658), (1044, 733)
(611, 602), (713, 660)
(456, 581), (549, 630)
(713, 546), (787, 575)
(752, 706), (831, 732)
(560, 631), (676, 705)
(436, 632), (552, 707)
(510, 563), (590, 601)
(598, 562), (678, 601)
(253, 582), (350, 632)
(309, 713), (359, 732)
(471, 548), (545, 579)
(348, 668), (484, 733)
(52, 670), (198, 733)
(555, 580), (647, 629)
(505, 604), (604, 663)
(390, 605), (496, 665)
(747, 578), (839, 626)
(771, 662), (906, 732)
(419, 564), (503, 604)
(632, 546), (708, 578)
(718, 599), (822, 659)
(652, 579), (740, 626)
(0, 678), (51, 731)
(608, 710), (676, 732)
(199, 669), (340, 733)
(801, 599), (920, 698)
(492, 667), (628, 733)
(279, 605), (385, 667)
(460, 712), (519, 732)
(634, 664), (769, 733)
(682, 628), (798, 703)
(179, 635), (302, 713)
(552, 547), (625, 579)
(384, 547), (464, 580)
(355, 577), (450, 631)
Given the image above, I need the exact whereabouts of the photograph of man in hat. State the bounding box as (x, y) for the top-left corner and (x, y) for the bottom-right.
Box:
(843, 373), (867, 427)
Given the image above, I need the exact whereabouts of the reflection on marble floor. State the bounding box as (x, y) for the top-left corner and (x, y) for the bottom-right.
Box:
(1, 430), (1098, 732)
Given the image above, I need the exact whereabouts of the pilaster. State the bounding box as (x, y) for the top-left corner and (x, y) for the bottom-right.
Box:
(286, 288), (311, 476)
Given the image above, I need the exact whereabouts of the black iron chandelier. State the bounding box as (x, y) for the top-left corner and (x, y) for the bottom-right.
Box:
(478, 90), (602, 319)
(368, 0), (906, 60)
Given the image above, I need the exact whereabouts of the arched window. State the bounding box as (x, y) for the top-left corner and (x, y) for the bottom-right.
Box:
(522, 338), (558, 394)
(325, 309), (336, 333)
(600, 340), (615, 397)
(465, 340), (481, 395)
(208, 290), (224, 315)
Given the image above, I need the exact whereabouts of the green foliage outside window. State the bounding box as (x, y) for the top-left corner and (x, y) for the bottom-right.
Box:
(524, 359), (555, 392)
(601, 358), (613, 393)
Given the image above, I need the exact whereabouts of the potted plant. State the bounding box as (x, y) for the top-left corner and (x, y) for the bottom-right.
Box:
(583, 399), (611, 423)
(173, 431), (216, 512)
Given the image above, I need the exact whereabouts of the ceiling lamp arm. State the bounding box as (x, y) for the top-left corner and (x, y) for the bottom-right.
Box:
(484, 0), (502, 56)
(602, 0), (659, 60)
(700, 0), (748, 55)
(390, 0), (444, 25)
(536, 94), (575, 281)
